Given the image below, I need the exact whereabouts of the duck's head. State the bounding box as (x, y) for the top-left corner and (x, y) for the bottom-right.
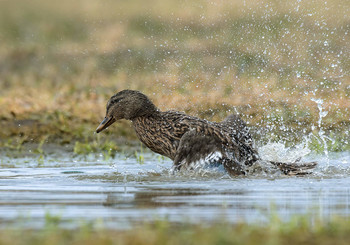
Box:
(96, 89), (158, 133)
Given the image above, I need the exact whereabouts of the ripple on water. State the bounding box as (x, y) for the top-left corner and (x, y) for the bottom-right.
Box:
(0, 151), (349, 229)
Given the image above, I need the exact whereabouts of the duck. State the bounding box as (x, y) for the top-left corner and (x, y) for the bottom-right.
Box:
(96, 89), (316, 176)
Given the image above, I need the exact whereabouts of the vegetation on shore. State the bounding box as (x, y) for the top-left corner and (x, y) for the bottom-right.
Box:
(0, 0), (349, 151)
(1, 215), (350, 245)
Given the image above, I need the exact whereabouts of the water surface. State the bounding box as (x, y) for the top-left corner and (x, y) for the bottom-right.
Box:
(0, 149), (350, 229)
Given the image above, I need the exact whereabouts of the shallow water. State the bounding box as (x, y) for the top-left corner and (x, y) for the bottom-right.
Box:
(0, 149), (350, 229)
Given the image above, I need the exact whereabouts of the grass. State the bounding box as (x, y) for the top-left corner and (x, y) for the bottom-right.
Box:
(1, 215), (350, 245)
(0, 0), (349, 151)
(73, 139), (119, 158)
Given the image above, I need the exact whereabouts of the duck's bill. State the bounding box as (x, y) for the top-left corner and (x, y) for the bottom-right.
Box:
(96, 116), (116, 133)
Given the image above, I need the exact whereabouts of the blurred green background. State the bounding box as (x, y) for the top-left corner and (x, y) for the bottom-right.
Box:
(0, 0), (349, 150)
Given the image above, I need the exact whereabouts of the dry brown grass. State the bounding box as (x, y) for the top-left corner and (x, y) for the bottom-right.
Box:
(0, 0), (349, 148)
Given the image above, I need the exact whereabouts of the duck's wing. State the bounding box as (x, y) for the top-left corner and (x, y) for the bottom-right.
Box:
(221, 114), (254, 147)
(173, 129), (245, 176)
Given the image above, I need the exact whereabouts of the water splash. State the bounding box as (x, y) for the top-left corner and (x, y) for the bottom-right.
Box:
(255, 98), (333, 169)
(310, 98), (330, 164)
(311, 98), (328, 129)
(258, 141), (311, 163)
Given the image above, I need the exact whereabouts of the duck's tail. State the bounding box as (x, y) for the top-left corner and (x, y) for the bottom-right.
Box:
(269, 161), (317, 176)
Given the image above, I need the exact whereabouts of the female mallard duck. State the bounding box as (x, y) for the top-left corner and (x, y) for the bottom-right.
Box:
(96, 90), (316, 176)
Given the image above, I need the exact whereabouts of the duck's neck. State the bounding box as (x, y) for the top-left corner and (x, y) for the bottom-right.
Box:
(131, 111), (174, 158)
(131, 111), (162, 141)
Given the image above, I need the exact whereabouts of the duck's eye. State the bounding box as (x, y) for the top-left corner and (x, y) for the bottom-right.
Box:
(107, 97), (122, 111)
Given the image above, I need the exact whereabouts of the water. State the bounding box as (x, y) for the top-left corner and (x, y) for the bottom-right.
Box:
(1, 149), (350, 229)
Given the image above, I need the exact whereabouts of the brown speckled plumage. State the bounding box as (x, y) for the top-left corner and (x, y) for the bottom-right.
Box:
(96, 90), (316, 176)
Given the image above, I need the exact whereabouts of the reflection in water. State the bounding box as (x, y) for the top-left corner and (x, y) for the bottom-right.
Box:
(0, 152), (349, 228)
